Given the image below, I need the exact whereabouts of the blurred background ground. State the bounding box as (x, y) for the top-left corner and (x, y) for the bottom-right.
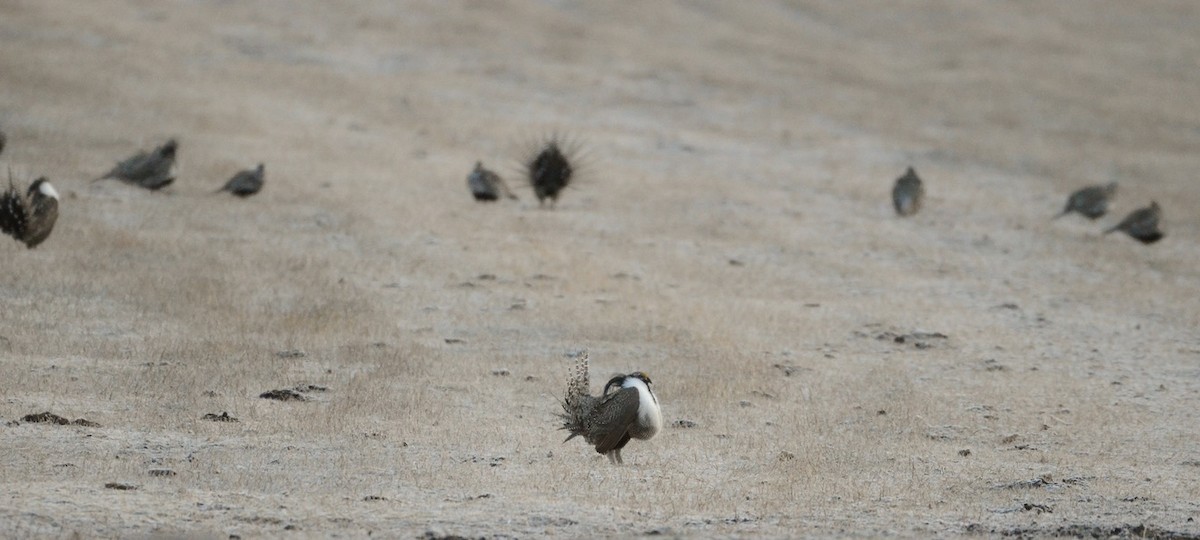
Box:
(1, 1), (1198, 537)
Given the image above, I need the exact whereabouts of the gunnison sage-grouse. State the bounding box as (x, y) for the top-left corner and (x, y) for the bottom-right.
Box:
(0, 176), (59, 249)
(467, 161), (516, 201)
(1104, 201), (1164, 244)
(215, 163), (265, 197)
(559, 352), (663, 465)
(892, 166), (924, 217)
(93, 138), (178, 190)
(1055, 182), (1117, 220)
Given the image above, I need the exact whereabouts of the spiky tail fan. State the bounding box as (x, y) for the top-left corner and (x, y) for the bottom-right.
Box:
(559, 351), (598, 442)
(0, 176), (26, 239)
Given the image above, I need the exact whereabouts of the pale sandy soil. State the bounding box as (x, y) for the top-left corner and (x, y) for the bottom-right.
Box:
(2, 1), (1199, 538)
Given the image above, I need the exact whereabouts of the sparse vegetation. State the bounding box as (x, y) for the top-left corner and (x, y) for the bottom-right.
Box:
(1, 2), (1198, 538)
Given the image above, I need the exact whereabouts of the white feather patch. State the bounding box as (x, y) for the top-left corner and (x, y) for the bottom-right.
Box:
(38, 181), (60, 200)
(622, 377), (664, 437)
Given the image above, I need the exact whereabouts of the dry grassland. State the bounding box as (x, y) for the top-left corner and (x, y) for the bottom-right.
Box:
(2, 1), (1199, 538)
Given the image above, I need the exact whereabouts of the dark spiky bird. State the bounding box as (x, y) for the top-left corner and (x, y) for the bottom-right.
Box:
(215, 163), (265, 197)
(467, 161), (516, 201)
(1104, 201), (1164, 244)
(93, 138), (178, 190)
(559, 352), (663, 465)
(0, 176), (59, 249)
(527, 140), (574, 208)
(892, 166), (924, 216)
(1055, 182), (1117, 220)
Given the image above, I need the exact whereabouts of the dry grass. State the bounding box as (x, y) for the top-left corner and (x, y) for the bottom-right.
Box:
(2, 1), (1199, 538)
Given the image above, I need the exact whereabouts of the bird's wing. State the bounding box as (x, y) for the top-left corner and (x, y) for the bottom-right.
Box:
(149, 153), (175, 178)
(23, 196), (57, 248)
(117, 151), (153, 175)
(226, 172), (248, 188)
(1127, 210), (1160, 236)
(590, 387), (640, 454)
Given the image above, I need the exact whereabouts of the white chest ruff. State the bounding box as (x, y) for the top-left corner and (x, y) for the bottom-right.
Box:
(623, 378), (663, 439)
(38, 181), (60, 200)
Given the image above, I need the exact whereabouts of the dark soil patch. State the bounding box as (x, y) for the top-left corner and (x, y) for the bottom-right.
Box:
(967, 523), (1200, 539)
(995, 474), (1055, 490)
(260, 385), (327, 401)
(202, 412), (239, 422)
(260, 389), (306, 401)
(21, 412), (101, 427)
(22, 412), (69, 424)
(462, 456), (505, 467)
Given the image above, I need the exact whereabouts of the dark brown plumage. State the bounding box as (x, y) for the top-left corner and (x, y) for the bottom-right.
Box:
(892, 166), (924, 216)
(215, 163), (264, 197)
(1056, 182), (1117, 220)
(93, 138), (178, 190)
(0, 129), (7, 157)
(1104, 201), (1164, 244)
(0, 177), (59, 249)
(527, 139), (574, 208)
(559, 352), (663, 465)
(467, 161), (516, 201)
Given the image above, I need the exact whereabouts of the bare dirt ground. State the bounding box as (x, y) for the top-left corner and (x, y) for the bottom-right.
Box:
(2, 1), (1199, 538)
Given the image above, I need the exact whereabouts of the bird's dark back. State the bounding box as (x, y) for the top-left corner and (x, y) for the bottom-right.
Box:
(531, 144), (573, 201)
(892, 168), (923, 216)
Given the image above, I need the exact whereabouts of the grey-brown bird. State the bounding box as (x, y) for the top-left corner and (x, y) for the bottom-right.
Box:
(215, 163), (264, 197)
(527, 140), (574, 208)
(892, 166), (924, 216)
(467, 161), (516, 201)
(1055, 182), (1117, 220)
(93, 138), (178, 190)
(0, 129), (7, 157)
(1104, 201), (1164, 244)
(0, 176), (59, 249)
(559, 352), (663, 465)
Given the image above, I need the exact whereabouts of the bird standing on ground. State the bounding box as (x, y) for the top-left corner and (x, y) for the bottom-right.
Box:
(93, 138), (178, 190)
(0, 177), (59, 249)
(467, 161), (516, 201)
(528, 140), (574, 208)
(892, 166), (924, 216)
(1055, 182), (1117, 220)
(0, 129), (7, 157)
(1105, 201), (1164, 244)
(559, 352), (663, 465)
(215, 163), (265, 197)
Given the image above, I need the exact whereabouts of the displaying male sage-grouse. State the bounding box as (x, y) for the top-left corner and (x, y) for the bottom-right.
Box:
(0, 177), (59, 249)
(1104, 201), (1164, 244)
(215, 163), (265, 197)
(467, 161), (516, 201)
(559, 352), (663, 465)
(93, 138), (178, 190)
(892, 166), (924, 216)
(527, 140), (574, 208)
(1055, 182), (1117, 220)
